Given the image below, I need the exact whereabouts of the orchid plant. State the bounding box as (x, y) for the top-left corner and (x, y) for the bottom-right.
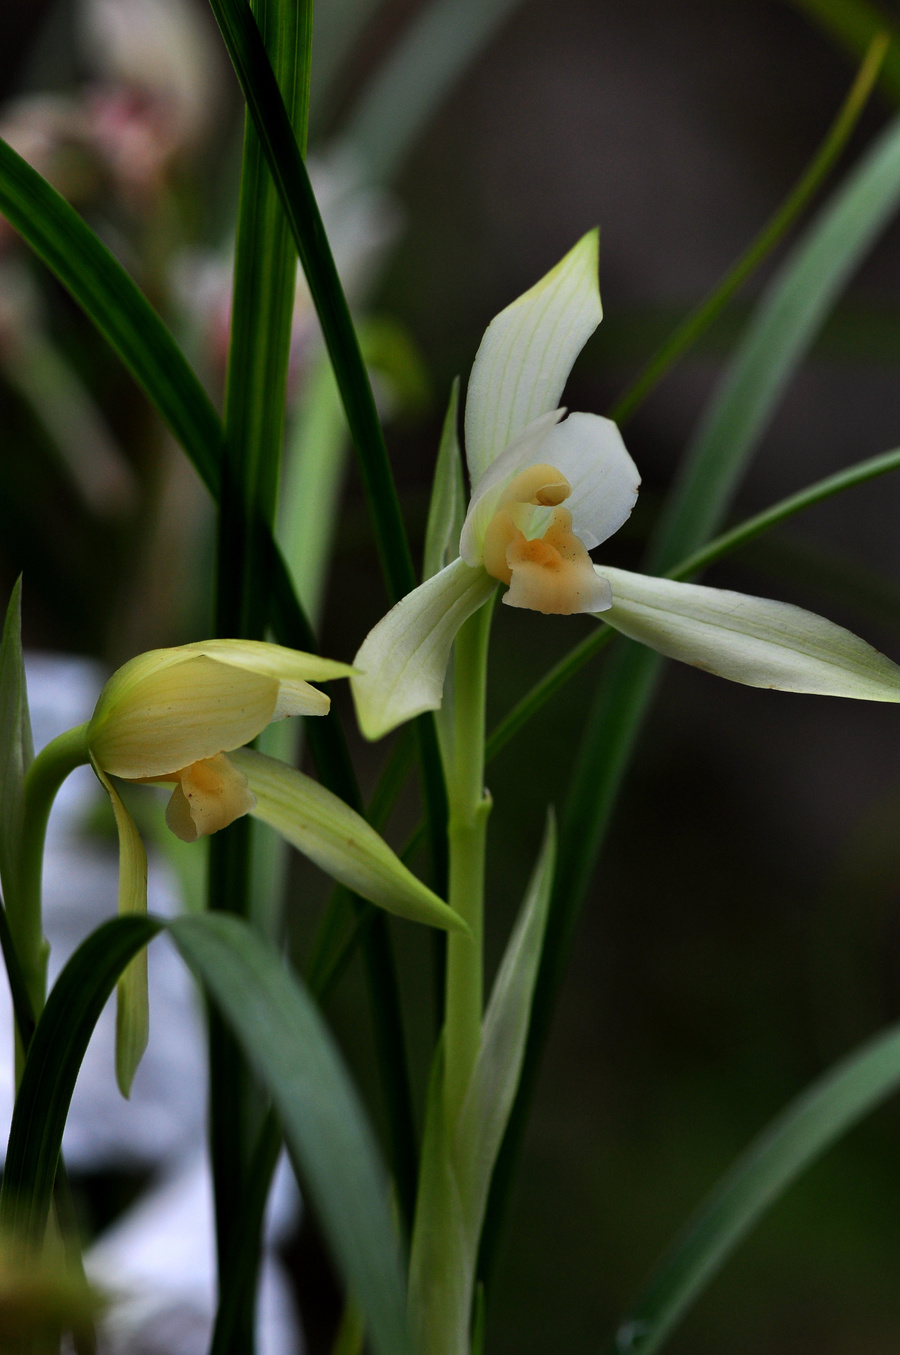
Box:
(2, 5), (900, 1355)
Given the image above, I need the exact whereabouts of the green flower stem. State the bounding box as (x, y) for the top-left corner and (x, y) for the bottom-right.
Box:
(442, 597), (494, 1119)
(14, 723), (90, 1025)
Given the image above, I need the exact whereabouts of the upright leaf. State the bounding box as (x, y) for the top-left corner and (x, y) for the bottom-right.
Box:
(168, 914), (410, 1355)
(409, 819), (556, 1355)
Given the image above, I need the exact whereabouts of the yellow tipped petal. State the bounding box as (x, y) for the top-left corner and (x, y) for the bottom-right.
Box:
(90, 654), (279, 779)
(164, 753), (257, 842)
(180, 639), (353, 686)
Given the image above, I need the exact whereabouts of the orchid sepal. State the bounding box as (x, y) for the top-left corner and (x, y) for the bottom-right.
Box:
(351, 558), (497, 741)
(231, 748), (467, 934)
(596, 565), (900, 700)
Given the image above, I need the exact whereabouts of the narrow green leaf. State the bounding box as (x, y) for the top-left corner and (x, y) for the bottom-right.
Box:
(0, 578), (33, 904)
(0, 138), (223, 496)
(457, 813), (555, 1225)
(168, 913), (410, 1355)
(610, 33), (888, 426)
(423, 378), (466, 583)
(409, 818), (556, 1352)
(648, 108), (900, 574)
(231, 747), (464, 933)
(206, 0), (416, 606)
(338, 0), (529, 185)
(672, 441), (900, 580)
(789, 0), (900, 104)
(0, 916), (164, 1246)
(608, 1020), (900, 1355)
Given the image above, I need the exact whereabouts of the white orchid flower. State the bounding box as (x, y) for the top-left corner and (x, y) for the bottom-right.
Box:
(351, 232), (900, 740)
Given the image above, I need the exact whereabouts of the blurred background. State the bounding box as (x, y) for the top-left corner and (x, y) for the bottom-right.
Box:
(4, 0), (900, 1351)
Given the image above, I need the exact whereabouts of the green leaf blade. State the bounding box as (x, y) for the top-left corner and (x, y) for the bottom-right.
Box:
(0, 138), (223, 496)
(610, 1021), (900, 1354)
(0, 915), (164, 1246)
(168, 914), (410, 1355)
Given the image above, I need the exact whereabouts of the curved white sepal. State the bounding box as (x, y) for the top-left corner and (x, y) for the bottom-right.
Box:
(541, 413), (640, 550)
(464, 231), (602, 486)
(597, 566), (900, 701)
(232, 748), (468, 934)
(351, 558), (497, 740)
(92, 760), (149, 1097)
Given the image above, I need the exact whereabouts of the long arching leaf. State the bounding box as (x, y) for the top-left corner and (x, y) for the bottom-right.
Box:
(0, 138), (223, 496)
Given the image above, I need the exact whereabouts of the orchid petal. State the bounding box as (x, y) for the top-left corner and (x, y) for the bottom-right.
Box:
(164, 752), (257, 842)
(464, 230), (602, 485)
(459, 410), (563, 565)
(179, 638), (353, 684)
(231, 748), (468, 934)
(597, 566), (900, 700)
(90, 654), (278, 779)
(541, 413), (640, 550)
(92, 760), (149, 1097)
(351, 558), (497, 740)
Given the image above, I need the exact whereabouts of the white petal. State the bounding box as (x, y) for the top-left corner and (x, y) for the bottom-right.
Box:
(464, 231), (602, 486)
(459, 409), (564, 565)
(351, 557), (497, 740)
(597, 566), (900, 700)
(541, 413), (640, 550)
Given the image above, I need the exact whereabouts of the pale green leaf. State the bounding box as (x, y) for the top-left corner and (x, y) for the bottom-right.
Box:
(351, 557), (496, 740)
(464, 230), (602, 486)
(597, 566), (900, 700)
(231, 747), (466, 933)
(408, 819), (556, 1355)
(91, 763), (149, 1098)
(456, 813), (556, 1234)
(407, 1044), (470, 1355)
(423, 378), (466, 582)
(0, 579), (33, 904)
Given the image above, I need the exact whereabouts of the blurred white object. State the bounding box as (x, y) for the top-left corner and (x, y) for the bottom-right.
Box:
(86, 1152), (302, 1355)
(0, 654), (301, 1354)
(81, 0), (224, 191)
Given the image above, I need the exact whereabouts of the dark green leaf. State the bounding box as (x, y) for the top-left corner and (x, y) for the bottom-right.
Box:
(0, 916), (164, 1246)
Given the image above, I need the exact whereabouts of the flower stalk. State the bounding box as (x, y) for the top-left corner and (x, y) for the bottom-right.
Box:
(442, 595), (494, 1123)
(12, 722), (90, 1060)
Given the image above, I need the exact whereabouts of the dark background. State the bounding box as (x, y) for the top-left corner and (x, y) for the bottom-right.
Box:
(6, 1), (900, 1351)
